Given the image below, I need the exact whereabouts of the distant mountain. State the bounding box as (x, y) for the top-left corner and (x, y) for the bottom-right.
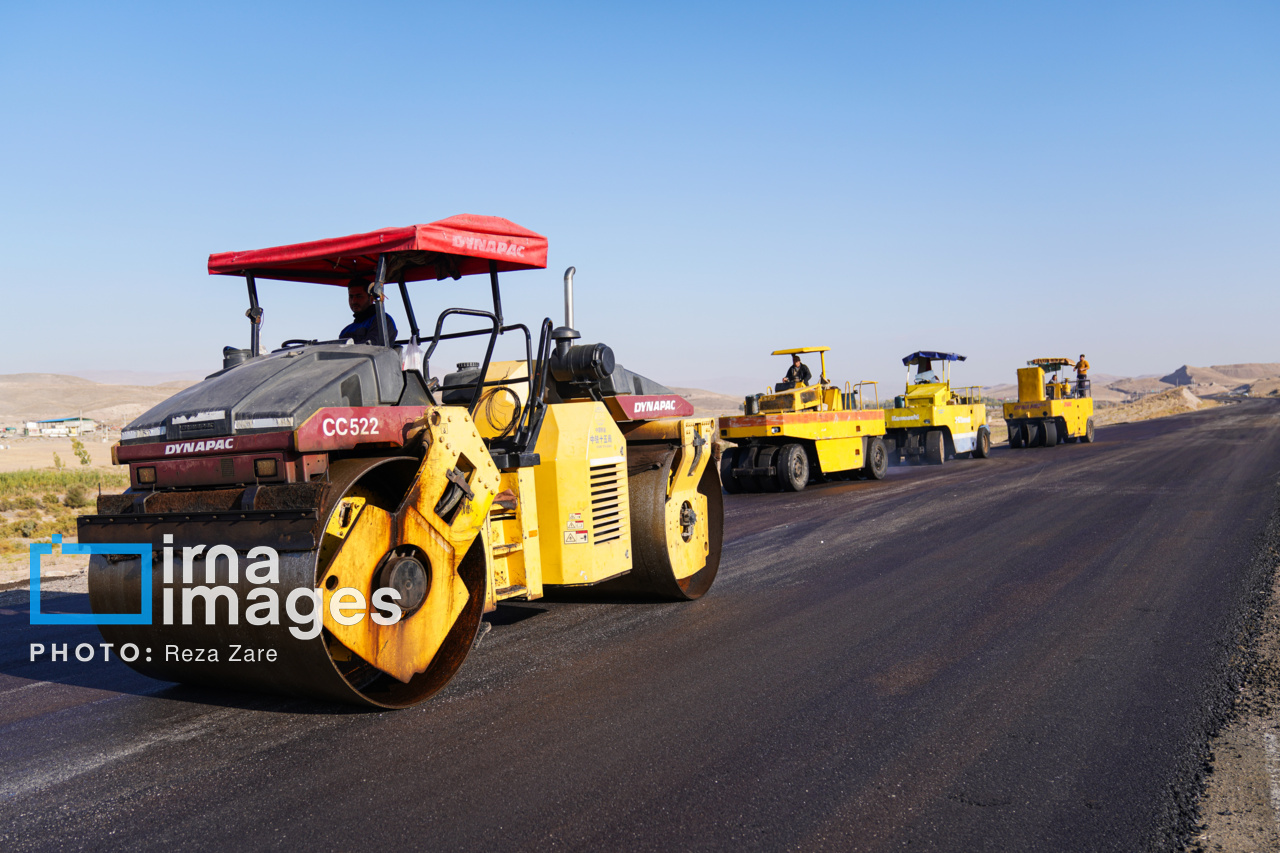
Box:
(70, 369), (207, 385)
(1161, 363), (1280, 387)
(0, 374), (194, 425)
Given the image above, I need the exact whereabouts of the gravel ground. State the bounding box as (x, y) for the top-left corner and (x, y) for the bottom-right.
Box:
(1194, 494), (1280, 851)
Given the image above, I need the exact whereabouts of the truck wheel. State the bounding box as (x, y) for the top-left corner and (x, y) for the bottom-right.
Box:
(1008, 422), (1023, 448)
(755, 446), (782, 492)
(1023, 421), (1040, 447)
(925, 430), (945, 464)
(865, 436), (889, 480)
(1043, 419), (1058, 447)
(776, 443), (809, 492)
(1083, 417), (1096, 443)
(721, 447), (742, 494)
(974, 426), (991, 458)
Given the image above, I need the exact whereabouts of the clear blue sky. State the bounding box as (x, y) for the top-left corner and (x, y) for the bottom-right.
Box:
(2, 1), (1276, 395)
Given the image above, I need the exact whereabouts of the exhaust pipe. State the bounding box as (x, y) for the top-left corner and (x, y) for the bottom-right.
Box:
(563, 266), (576, 330)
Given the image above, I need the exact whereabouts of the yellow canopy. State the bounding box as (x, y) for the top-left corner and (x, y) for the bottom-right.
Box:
(771, 346), (830, 355)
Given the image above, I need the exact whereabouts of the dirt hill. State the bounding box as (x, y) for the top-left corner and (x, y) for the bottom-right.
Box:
(1160, 363), (1280, 387)
(0, 374), (193, 428)
(672, 387), (743, 417)
(1095, 387), (1214, 425)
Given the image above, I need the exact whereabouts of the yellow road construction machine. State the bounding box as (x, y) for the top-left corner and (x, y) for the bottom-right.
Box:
(1002, 357), (1095, 447)
(717, 347), (886, 492)
(883, 351), (991, 465)
(77, 216), (722, 708)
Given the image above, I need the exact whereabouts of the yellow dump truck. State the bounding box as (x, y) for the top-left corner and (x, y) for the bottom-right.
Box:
(1003, 357), (1095, 447)
(718, 347), (886, 492)
(883, 351), (991, 465)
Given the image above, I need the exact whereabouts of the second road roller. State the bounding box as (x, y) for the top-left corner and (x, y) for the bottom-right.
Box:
(77, 215), (723, 708)
(718, 346), (886, 492)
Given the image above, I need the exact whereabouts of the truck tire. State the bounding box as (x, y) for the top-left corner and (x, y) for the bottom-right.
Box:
(1024, 421), (1040, 447)
(974, 426), (991, 458)
(865, 436), (888, 480)
(756, 445), (782, 492)
(925, 430), (945, 464)
(1083, 417), (1096, 443)
(1008, 421), (1024, 448)
(721, 447), (742, 494)
(776, 443), (809, 492)
(1043, 419), (1058, 447)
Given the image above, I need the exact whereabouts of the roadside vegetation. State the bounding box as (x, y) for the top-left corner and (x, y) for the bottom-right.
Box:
(0, 467), (129, 557)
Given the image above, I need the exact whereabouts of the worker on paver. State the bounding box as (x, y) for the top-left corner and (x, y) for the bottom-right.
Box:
(341, 278), (399, 346)
(915, 359), (938, 383)
(785, 354), (812, 387)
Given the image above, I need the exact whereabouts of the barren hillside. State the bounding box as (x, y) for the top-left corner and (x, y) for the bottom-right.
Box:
(672, 387), (743, 417)
(0, 374), (193, 427)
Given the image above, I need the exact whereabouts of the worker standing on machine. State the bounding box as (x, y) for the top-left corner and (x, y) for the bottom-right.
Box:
(784, 353), (812, 387)
(1075, 353), (1090, 398)
(341, 277), (398, 345)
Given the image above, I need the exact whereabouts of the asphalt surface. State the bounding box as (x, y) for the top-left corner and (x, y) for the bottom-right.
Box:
(2, 400), (1279, 852)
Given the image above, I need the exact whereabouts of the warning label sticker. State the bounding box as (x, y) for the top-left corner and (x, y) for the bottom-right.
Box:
(563, 531), (588, 545)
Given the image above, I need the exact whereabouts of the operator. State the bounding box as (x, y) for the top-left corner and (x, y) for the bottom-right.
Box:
(785, 354), (812, 386)
(915, 359), (938, 383)
(340, 278), (398, 346)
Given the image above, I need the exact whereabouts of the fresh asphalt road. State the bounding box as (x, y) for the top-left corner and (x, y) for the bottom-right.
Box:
(2, 401), (1278, 852)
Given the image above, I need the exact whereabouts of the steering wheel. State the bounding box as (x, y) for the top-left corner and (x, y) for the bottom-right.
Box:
(280, 339), (318, 349)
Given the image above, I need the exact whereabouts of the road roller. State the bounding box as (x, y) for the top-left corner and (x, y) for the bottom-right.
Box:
(882, 351), (991, 465)
(77, 215), (723, 708)
(717, 346), (887, 492)
(1002, 357), (1096, 447)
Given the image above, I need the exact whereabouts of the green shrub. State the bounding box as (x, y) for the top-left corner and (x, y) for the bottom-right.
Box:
(53, 452), (65, 470)
(16, 496), (38, 510)
(0, 468), (127, 498)
(64, 484), (91, 508)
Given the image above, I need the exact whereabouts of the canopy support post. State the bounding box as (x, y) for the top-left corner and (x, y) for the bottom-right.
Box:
(245, 275), (263, 358)
(488, 260), (503, 326)
(397, 278), (420, 341)
(373, 255), (390, 347)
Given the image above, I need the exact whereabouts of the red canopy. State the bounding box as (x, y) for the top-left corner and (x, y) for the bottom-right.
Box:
(207, 215), (548, 285)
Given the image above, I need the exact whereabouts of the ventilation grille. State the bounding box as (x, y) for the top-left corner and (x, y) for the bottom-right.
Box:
(589, 457), (628, 545)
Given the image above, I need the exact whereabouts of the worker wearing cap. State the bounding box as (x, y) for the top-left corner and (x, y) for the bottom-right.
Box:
(785, 354), (812, 387)
(341, 278), (398, 346)
(1075, 354), (1090, 399)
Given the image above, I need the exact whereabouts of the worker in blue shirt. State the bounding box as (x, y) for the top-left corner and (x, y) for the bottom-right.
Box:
(340, 278), (398, 346)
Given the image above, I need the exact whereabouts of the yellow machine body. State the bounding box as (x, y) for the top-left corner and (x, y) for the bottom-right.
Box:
(1002, 361), (1096, 447)
(718, 346), (888, 492)
(529, 401), (632, 586)
(883, 354), (990, 464)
